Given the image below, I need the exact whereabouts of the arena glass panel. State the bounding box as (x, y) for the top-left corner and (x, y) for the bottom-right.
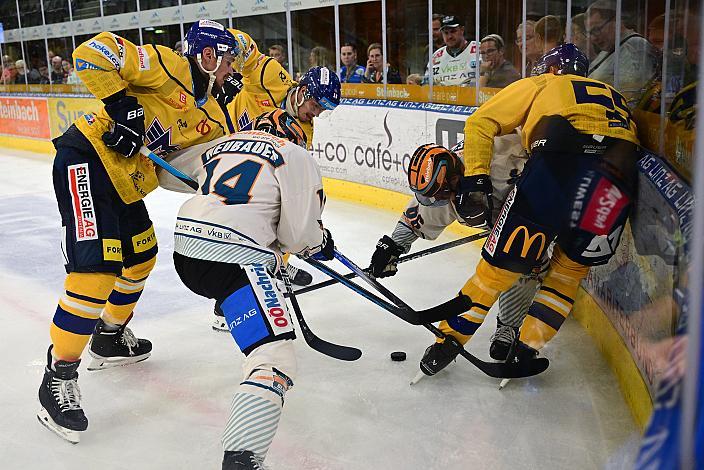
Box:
(232, 14), (288, 73)
(290, 6), (336, 81)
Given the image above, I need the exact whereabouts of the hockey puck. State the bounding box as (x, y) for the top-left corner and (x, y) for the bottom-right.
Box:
(390, 351), (407, 362)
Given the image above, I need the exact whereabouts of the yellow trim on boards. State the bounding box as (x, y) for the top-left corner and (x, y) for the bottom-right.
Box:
(0, 135), (54, 155)
(323, 176), (652, 429)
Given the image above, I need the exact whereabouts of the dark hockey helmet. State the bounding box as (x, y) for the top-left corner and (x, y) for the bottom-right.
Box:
(408, 144), (464, 207)
(299, 66), (341, 110)
(183, 20), (239, 59)
(531, 43), (589, 77)
(253, 109), (308, 148)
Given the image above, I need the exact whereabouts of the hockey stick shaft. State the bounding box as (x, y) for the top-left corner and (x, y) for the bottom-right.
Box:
(139, 146), (200, 191)
(291, 230), (488, 297)
(331, 249), (549, 379)
(279, 267), (362, 361)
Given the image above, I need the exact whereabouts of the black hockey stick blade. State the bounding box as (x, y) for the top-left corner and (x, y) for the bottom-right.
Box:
(457, 349), (550, 378)
(280, 268), (361, 361)
(290, 231), (489, 297)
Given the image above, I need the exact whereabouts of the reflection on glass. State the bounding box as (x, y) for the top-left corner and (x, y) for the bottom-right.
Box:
(338, 2), (381, 83)
(0, 0), (20, 30)
(143, 23), (182, 49)
(43, 0), (70, 24)
(102, 0), (137, 16)
(291, 7), (335, 80)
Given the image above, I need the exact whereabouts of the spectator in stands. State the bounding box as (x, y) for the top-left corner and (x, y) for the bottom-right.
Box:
(269, 44), (287, 69)
(62, 59), (79, 84)
(340, 43), (365, 83)
(534, 15), (564, 54)
(424, 15), (478, 86)
(406, 73), (422, 85)
(50, 55), (66, 84)
(38, 65), (50, 85)
(2, 58), (17, 85)
(363, 43), (402, 84)
(14, 60), (29, 85)
(571, 13), (596, 61)
(586, 0), (657, 105)
(309, 46), (334, 71)
(478, 34), (520, 88)
(174, 41), (183, 54)
(515, 20), (542, 76)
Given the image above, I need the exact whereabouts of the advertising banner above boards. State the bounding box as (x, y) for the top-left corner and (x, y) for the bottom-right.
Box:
(311, 97), (475, 195)
(0, 0), (375, 41)
(342, 84), (500, 106)
(0, 96), (50, 140)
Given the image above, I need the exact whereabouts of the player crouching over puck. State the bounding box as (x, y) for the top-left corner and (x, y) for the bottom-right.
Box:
(168, 110), (334, 469)
(411, 43), (640, 378)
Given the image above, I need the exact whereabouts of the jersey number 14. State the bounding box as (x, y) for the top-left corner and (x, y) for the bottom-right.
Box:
(201, 158), (263, 205)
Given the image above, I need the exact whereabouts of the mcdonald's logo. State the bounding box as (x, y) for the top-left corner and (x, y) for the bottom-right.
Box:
(502, 226), (547, 258)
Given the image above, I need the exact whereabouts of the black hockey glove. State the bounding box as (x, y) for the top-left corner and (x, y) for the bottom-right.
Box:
(311, 228), (335, 261)
(101, 94), (145, 158)
(368, 235), (404, 278)
(213, 73), (244, 107)
(453, 174), (493, 228)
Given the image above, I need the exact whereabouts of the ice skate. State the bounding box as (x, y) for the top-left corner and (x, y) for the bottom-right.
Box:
(37, 347), (87, 444)
(87, 318), (152, 370)
(489, 318), (519, 361)
(222, 450), (269, 469)
(212, 303), (229, 332)
(418, 336), (464, 377)
(284, 263), (313, 287)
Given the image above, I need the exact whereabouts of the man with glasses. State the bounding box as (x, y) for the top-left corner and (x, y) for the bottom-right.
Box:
(586, 0), (656, 105)
(426, 15), (478, 86)
(478, 34), (520, 88)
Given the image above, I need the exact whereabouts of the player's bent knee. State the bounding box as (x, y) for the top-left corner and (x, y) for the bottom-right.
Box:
(243, 340), (297, 386)
(122, 255), (157, 280)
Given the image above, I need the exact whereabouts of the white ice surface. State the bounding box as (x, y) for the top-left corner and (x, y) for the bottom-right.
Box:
(0, 150), (638, 469)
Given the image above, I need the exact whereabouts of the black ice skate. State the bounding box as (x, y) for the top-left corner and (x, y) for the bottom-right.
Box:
(37, 347), (88, 444)
(87, 318), (152, 370)
(222, 450), (268, 470)
(284, 263), (313, 287)
(489, 318), (520, 361)
(212, 302), (228, 332)
(419, 336), (464, 376)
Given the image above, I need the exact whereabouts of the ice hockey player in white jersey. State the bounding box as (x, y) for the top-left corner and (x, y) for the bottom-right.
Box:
(168, 109), (335, 469)
(368, 140), (549, 367)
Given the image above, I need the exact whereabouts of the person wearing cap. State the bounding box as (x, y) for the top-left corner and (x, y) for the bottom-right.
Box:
(426, 15), (478, 86)
(478, 34), (521, 89)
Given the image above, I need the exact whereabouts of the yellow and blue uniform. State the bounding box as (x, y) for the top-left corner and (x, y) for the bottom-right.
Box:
(50, 32), (233, 360)
(440, 74), (641, 351)
(227, 29), (314, 147)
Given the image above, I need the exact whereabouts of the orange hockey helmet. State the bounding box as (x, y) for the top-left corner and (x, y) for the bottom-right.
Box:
(253, 109), (308, 148)
(407, 144), (464, 206)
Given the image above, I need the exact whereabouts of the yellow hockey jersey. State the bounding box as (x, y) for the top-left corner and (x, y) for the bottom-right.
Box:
(463, 73), (639, 176)
(227, 29), (313, 148)
(73, 32), (234, 204)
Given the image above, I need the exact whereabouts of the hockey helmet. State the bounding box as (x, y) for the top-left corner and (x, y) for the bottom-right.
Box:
(253, 109), (308, 148)
(299, 66), (341, 110)
(531, 43), (589, 77)
(183, 21), (240, 72)
(408, 144), (464, 207)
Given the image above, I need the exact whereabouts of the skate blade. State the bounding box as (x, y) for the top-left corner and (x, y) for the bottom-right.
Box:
(37, 408), (81, 444)
(498, 378), (511, 390)
(87, 352), (150, 371)
(410, 370), (427, 386)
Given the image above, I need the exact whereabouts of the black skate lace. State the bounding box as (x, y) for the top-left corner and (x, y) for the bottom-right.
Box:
(120, 327), (138, 354)
(491, 324), (517, 345)
(51, 377), (82, 412)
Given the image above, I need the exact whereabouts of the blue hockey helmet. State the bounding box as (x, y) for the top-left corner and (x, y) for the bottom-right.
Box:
(531, 43), (589, 77)
(183, 20), (240, 60)
(299, 66), (341, 110)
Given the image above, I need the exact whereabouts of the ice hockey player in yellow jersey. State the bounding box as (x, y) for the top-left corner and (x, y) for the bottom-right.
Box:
(413, 44), (641, 377)
(36, 21), (245, 444)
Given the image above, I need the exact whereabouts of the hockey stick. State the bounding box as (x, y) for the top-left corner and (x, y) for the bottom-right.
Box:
(139, 146), (200, 191)
(279, 265), (362, 361)
(291, 230), (489, 297)
(327, 249), (550, 379)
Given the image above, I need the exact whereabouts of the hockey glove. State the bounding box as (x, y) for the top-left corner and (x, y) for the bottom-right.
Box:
(368, 235), (404, 278)
(311, 228), (335, 261)
(453, 174), (493, 228)
(101, 94), (145, 158)
(213, 73), (244, 107)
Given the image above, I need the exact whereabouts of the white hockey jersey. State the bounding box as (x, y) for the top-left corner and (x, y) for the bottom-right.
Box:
(429, 41), (479, 86)
(161, 131), (326, 271)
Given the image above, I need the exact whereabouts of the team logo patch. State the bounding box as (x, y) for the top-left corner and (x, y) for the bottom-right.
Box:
(86, 39), (120, 69)
(256, 98), (272, 107)
(579, 179), (629, 235)
(103, 239), (122, 261)
(132, 225), (156, 253)
(75, 59), (104, 71)
(137, 46), (150, 70)
(67, 163), (98, 241)
(320, 67), (330, 85)
(83, 113), (96, 125)
(179, 91), (187, 104)
(485, 186), (515, 256)
(196, 119), (211, 135)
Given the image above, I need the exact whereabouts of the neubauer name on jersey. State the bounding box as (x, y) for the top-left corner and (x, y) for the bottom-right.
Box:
(203, 135), (285, 168)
